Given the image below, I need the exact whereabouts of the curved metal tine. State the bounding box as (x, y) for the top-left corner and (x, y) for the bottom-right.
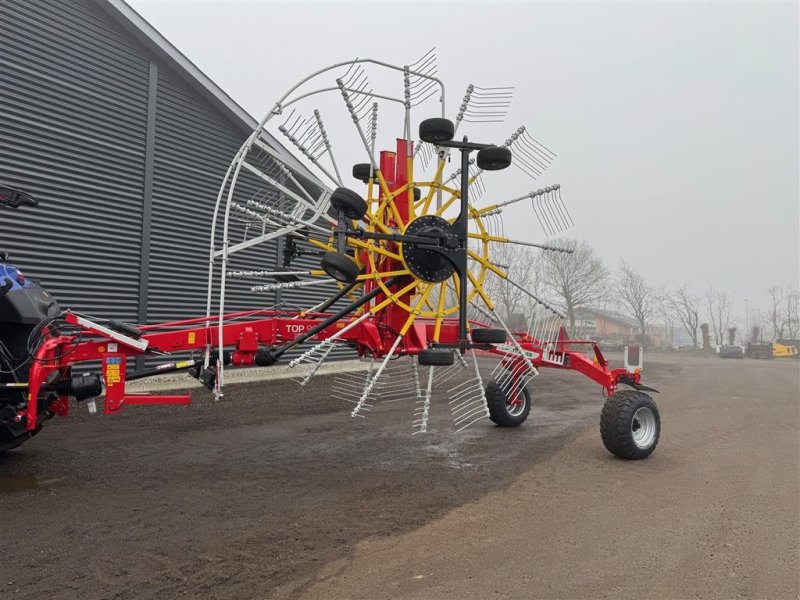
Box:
(472, 85), (515, 93)
(415, 141), (434, 169)
(350, 92), (375, 121)
(445, 157), (475, 184)
(515, 128), (554, 164)
(466, 98), (513, 108)
(290, 339), (337, 386)
(339, 62), (365, 89)
(544, 189), (570, 234)
(410, 86), (439, 107)
(556, 187), (575, 227)
(432, 361), (464, 387)
(409, 54), (438, 82)
(227, 268), (311, 279)
(515, 138), (555, 179)
(461, 85), (513, 123)
(409, 47), (436, 68)
(519, 129), (557, 161)
(539, 192), (563, 236)
(408, 64), (437, 89)
(511, 145), (546, 178)
(280, 109), (303, 135)
(413, 365), (435, 435)
(332, 358), (376, 405)
(463, 117), (508, 124)
(532, 195), (555, 236)
(350, 75), (373, 107)
(296, 115), (318, 142)
(526, 195), (549, 235)
(351, 335), (403, 417)
(410, 51), (437, 73)
(510, 146), (545, 178)
(409, 75), (437, 94)
(338, 59), (360, 84)
(450, 351), (489, 431)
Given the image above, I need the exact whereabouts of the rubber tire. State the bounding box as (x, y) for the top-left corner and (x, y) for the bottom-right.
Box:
(600, 390), (661, 460)
(352, 163), (375, 183)
(320, 252), (359, 283)
(476, 146), (512, 171)
(485, 380), (531, 427)
(330, 187), (368, 220)
(419, 118), (455, 144)
(471, 328), (506, 344)
(417, 348), (454, 366)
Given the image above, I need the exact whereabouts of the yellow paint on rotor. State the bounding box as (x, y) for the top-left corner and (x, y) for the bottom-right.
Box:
(301, 150), (506, 324)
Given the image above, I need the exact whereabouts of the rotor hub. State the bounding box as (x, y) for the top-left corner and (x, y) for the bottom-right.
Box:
(401, 215), (458, 283)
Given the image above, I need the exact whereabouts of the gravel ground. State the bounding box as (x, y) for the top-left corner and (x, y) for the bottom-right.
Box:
(1, 353), (798, 599)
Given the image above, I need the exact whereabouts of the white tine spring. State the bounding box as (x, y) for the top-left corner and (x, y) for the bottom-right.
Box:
(288, 311), (373, 369)
(290, 341), (336, 386)
(250, 279), (335, 294)
(413, 364), (435, 435)
(455, 84), (515, 127)
(502, 126), (556, 180)
(448, 351), (489, 432)
(415, 140), (435, 170)
(331, 358), (375, 405)
(351, 335), (402, 418)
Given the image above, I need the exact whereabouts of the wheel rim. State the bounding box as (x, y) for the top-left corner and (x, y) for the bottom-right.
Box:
(506, 391), (527, 417)
(631, 406), (657, 449)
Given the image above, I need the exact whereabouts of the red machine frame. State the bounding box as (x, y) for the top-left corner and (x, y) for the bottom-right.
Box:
(19, 307), (641, 433)
(17, 136), (645, 434)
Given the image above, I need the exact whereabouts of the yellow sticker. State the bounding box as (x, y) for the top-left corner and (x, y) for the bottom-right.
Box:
(106, 364), (120, 384)
(188, 332), (196, 344)
(97, 345), (105, 353)
(336, 322), (345, 328)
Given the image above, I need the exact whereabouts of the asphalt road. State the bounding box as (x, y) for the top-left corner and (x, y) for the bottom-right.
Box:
(1, 353), (798, 599)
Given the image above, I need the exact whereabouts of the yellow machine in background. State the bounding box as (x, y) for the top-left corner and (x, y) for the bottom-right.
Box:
(773, 342), (799, 358)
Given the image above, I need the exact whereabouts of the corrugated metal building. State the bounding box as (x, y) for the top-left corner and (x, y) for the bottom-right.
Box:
(0, 0), (342, 362)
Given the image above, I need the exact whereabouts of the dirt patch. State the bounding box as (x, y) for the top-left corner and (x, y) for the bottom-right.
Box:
(5, 355), (796, 599)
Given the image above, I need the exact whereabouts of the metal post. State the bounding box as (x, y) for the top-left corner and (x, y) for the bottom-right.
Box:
(136, 59), (158, 371)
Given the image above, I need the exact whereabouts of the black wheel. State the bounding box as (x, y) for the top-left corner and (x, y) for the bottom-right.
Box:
(600, 390), (660, 460)
(485, 379), (531, 427)
(320, 252), (359, 283)
(471, 328), (506, 344)
(476, 146), (512, 171)
(330, 187), (368, 220)
(417, 348), (454, 366)
(352, 163), (375, 183)
(419, 118), (455, 144)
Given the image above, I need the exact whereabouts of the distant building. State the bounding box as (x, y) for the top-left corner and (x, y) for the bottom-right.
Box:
(573, 308), (638, 341)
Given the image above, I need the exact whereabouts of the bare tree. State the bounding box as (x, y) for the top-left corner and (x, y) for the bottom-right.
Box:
(615, 261), (657, 345)
(481, 243), (542, 325)
(767, 286), (800, 340)
(787, 290), (800, 339)
(540, 238), (608, 337)
(656, 290), (676, 349)
(670, 285), (700, 348)
(706, 288), (734, 346)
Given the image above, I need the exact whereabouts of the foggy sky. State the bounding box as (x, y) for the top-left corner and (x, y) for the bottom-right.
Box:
(129, 1), (799, 314)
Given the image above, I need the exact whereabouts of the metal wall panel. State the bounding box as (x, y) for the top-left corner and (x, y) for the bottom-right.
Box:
(147, 65), (278, 323)
(0, 0), (149, 320)
(0, 0), (354, 366)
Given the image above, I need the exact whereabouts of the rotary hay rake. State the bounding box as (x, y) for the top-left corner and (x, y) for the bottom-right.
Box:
(1, 52), (661, 459)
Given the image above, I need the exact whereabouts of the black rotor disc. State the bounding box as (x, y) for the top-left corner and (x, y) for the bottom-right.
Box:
(401, 215), (458, 283)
